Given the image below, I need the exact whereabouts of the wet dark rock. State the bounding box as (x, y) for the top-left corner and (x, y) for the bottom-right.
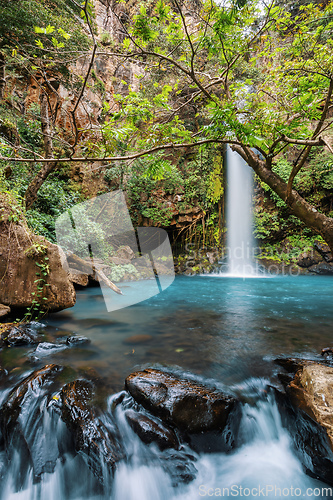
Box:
(66, 335), (91, 346)
(297, 250), (322, 268)
(275, 388), (333, 486)
(276, 360), (333, 485)
(125, 369), (238, 433)
(0, 366), (7, 381)
(321, 347), (333, 358)
(0, 322), (41, 346)
(314, 241), (333, 262)
(0, 304), (10, 318)
(0, 364), (62, 433)
(33, 342), (67, 358)
(125, 409), (179, 450)
(308, 262), (333, 275)
(275, 357), (308, 374)
(0, 364), (63, 477)
(159, 449), (197, 486)
(61, 379), (124, 482)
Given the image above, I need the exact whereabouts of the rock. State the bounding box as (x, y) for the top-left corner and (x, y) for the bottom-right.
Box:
(0, 364), (63, 477)
(69, 272), (89, 288)
(0, 366), (7, 381)
(158, 448), (197, 486)
(286, 363), (333, 447)
(308, 262), (333, 275)
(0, 364), (62, 434)
(66, 335), (91, 346)
(33, 342), (67, 357)
(0, 322), (41, 346)
(0, 194), (76, 312)
(276, 360), (333, 485)
(0, 304), (10, 318)
(125, 369), (238, 433)
(115, 246), (135, 261)
(314, 241), (333, 261)
(297, 250), (322, 268)
(321, 347), (333, 358)
(110, 257), (130, 265)
(123, 334), (152, 345)
(61, 379), (124, 482)
(125, 409), (179, 450)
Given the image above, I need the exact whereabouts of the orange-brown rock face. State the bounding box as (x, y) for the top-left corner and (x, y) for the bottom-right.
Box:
(286, 362), (333, 449)
(0, 194), (76, 312)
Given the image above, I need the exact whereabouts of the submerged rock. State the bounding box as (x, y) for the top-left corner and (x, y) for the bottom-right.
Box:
(125, 369), (238, 433)
(122, 334), (152, 345)
(61, 379), (124, 482)
(32, 342), (67, 359)
(125, 409), (179, 450)
(276, 359), (333, 485)
(66, 335), (90, 346)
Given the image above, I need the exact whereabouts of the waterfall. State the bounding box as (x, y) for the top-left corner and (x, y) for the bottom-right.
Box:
(226, 147), (257, 276)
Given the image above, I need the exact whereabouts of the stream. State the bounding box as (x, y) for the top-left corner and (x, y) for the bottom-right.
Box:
(0, 274), (332, 499)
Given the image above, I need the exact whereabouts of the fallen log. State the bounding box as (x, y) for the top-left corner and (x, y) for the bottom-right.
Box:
(66, 253), (123, 295)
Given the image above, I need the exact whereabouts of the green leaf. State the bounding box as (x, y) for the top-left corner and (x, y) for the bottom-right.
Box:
(123, 37), (131, 50)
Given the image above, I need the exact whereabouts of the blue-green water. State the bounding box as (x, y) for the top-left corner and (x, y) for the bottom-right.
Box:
(1, 275), (333, 499)
(43, 274), (333, 390)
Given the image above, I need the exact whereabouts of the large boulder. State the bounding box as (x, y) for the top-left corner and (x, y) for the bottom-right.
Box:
(0, 193), (75, 312)
(125, 369), (238, 433)
(276, 359), (333, 485)
(286, 362), (333, 447)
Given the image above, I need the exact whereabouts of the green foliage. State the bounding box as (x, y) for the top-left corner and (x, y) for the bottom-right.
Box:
(142, 202), (174, 226)
(107, 263), (139, 282)
(0, 0), (89, 65)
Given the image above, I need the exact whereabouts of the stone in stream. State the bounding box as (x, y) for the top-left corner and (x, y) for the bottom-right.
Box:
(32, 342), (68, 359)
(275, 358), (333, 485)
(66, 335), (90, 346)
(0, 322), (41, 346)
(125, 369), (238, 434)
(61, 379), (124, 482)
(124, 409), (179, 450)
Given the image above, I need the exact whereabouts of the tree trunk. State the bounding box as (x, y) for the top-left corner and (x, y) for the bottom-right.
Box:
(233, 145), (333, 253)
(0, 53), (5, 100)
(25, 92), (57, 210)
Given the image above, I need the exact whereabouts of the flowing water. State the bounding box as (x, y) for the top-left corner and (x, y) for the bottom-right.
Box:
(226, 148), (257, 276)
(0, 275), (333, 499)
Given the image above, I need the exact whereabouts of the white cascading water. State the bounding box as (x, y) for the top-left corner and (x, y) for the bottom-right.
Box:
(0, 379), (327, 500)
(226, 147), (257, 276)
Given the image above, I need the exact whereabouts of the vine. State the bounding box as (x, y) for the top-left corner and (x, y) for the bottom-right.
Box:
(23, 242), (50, 321)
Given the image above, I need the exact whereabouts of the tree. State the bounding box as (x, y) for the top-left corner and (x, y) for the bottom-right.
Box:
(1, 0), (333, 251)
